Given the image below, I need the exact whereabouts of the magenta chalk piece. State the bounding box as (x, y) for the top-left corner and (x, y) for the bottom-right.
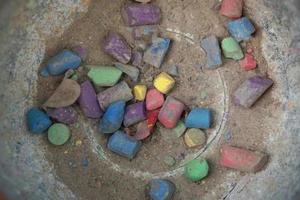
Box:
(122, 3), (161, 26)
(47, 107), (77, 124)
(78, 80), (103, 118)
(158, 96), (185, 129)
(123, 102), (147, 127)
(234, 75), (273, 108)
(102, 32), (132, 64)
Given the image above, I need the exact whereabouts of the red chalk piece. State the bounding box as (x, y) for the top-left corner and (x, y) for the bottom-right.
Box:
(158, 96), (185, 129)
(147, 109), (159, 133)
(240, 53), (257, 71)
(220, 0), (243, 19)
(146, 89), (164, 111)
(220, 145), (268, 172)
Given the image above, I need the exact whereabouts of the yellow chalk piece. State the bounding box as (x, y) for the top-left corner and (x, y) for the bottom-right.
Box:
(75, 140), (82, 146)
(133, 85), (147, 101)
(184, 128), (206, 148)
(153, 72), (175, 94)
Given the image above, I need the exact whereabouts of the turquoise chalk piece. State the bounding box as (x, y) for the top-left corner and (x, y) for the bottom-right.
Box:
(107, 131), (141, 159)
(40, 49), (81, 76)
(98, 101), (126, 134)
(146, 179), (176, 200)
(185, 108), (212, 129)
(227, 17), (255, 42)
(26, 108), (52, 134)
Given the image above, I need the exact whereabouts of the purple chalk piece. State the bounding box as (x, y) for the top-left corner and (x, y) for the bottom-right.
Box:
(72, 45), (88, 61)
(122, 3), (161, 26)
(78, 80), (103, 118)
(102, 32), (132, 64)
(234, 75), (273, 108)
(131, 49), (143, 67)
(47, 107), (77, 124)
(123, 102), (147, 127)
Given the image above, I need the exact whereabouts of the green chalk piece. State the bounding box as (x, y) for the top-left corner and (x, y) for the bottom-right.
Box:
(70, 73), (78, 81)
(164, 155), (176, 167)
(87, 65), (122, 87)
(184, 159), (209, 182)
(172, 121), (186, 137)
(48, 123), (71, 146)
(221, 37), (244, 61)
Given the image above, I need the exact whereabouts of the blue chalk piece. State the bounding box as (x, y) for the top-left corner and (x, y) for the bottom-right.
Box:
(185, 108), (212, 129)
(227, 17), (256, 42)
(40, 49), (81, 76)
(201, 35), (222, 68)
(107, 131), (141, 159)
(26, 108), (52, 134)
(147, 179), (176, 200)
(98, 101), (126, 134)
(82, 158), (89, 167)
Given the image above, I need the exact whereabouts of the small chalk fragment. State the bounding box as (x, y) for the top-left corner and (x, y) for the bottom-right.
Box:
(123, 102), (147, 127)
(27, 108), (52, 134)
(78, 80), (103, 118)
(184, 159), (209, 182)
(221, 37), (244, 60)
(172, 120), (186, 138)
(47, 107), (77, 124)
(153, 72), (175, 94)
(72, 45), (88, 61)
(220, 0), (243, 19)
(228, 17), (255, 42)
(107, 131), (141, 159)
(47, 123), (71, 146)
(132, 25), (157, 40)
(201, 35), (222, 68)
(114, 62), (140, 82)
(184, 128), (206, 148)
(233, 75), (273, 108)
(134, 120), (150, 140)
(133, 84), (147, 101)
(163, 155), (176, 167)
(147, 109), (160, 133)
(144, 37), (171, 68)
(185, 108), (212, 129)
(158, 96), (185, 129)
(102, 32), (132, 64)
(240, 53), (257, 71)
(40, 49), (81, 76)
(131, 49), (144, 67)
(146, 89), (164, 110)
(146, 179), (176, 200)
(98, 101), (126, 134)
(220, 145), (268, 172)
(87, 65), (122, 87)
(122, 3), (161, 26)
(97, 81), (133, 110)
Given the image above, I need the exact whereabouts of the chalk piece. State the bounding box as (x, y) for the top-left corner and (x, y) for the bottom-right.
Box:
(153, 72), (175, 94)
(114, 62), (140, 82)
(240, 53), (257, 71)
(133, 84), (147, 101)
(107, 131), (141, 159)
(134, 120), (150, 140)
(163, 155), (176, 167)
(99, 101), (126, 134)
(48, 123), (70, 146)
(167, 65), (179, 77)
(220, 0), (243, 19)
(122, 3), (161, 26)
(220, 145), (268, 172)
(184, 159), (209, 182)
(184, 128), (206, 148)
(47, 107), (77, 124)
(97, 81), (133, 110)
(201, 35), (222, 68)
(228, 17), (255, 42)
(233, 75), (273, 108)
(146, 89), (164, 110)
(146, 179), (176, 200)
(131, 49), (144, 67)
(185, 108), (212, 129)
(221, 37), (244, 60)
(158, 96), (185, 129)
(27, 108), (52, 134)
(147, 109), (160, 133)
(144, 37), (171, 68)
(87, 66), (122, 87)
(102, 31), (132, 64)
(123, 102), (147, 127)
(172, 120), (186, 138)
(72, 45), (88, 61)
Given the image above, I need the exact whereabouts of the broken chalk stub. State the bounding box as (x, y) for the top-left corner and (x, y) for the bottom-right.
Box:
(201, 35), (222, 69)
(185, 108), (212, 129)
(221, 37), (244, 61)
(146, 88), (164, 110)
(134, 120), (150, 141)
(47, 107), (77, 124)
(27, 108), (52, 134)
(143, 37), (171, 68)
(107, 131), (141, 159)
(147, 109), (159, 133)
(172, 120), (186, 138)
(131, 49), (144, 67)
(228, 17), (256, 42)
(184, 128), (206, 148)
(102, 32), (132, 64)
(123, 102), (147, 127)
(240, 53), (257, 71)
(184, 159), (209, 182)
(234, 75), (273, 108)
(220, 0), (243, 19)
(114, 62), (140, 82)
(146, 179), (176, 200)
(97, 81), (133, 110)
(122, 3), (161, 26)
(87, 65), (122, 87)
(133, 84), (147, 101)
(220, 145), (268, 172)
(153, 72), (175, 94)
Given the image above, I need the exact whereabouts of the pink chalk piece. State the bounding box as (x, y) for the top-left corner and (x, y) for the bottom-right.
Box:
(102, 31), (132, 64)
(134, 121), (150, 141)
(158, 96), (185, 129)
(240, 53), (257, 71)
(220, 0), (243, 19)
(220, 145), (268, 172)
(146, 89), (164, 111)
